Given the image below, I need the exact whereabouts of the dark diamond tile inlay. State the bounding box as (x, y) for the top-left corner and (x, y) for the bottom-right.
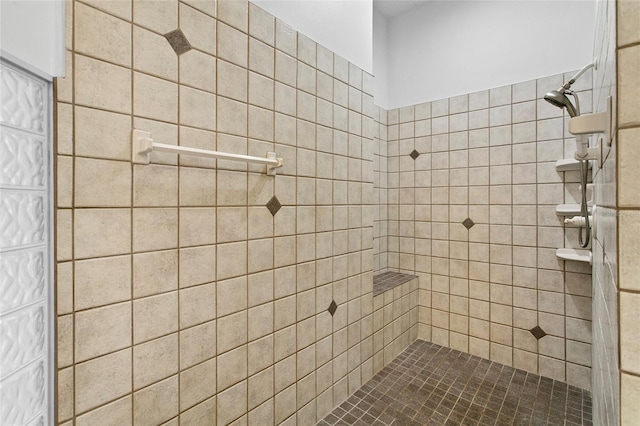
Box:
(266, 196), (282, 216)
(462, 217), (475, 229)
(164, 29), (192, 55)
(530, 325), (547, 340)
(409, 149), (420, 160)
(328, 300), (338, 316)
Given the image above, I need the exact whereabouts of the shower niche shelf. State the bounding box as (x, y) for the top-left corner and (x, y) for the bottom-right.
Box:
(556, 204), (592, 216)
(556, 248), (592, 264)
(555, 159), (591, 172)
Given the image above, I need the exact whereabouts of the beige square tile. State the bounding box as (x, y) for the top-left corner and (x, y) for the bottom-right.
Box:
(216, 241), (247, 280)
(180, 357), (217, 410)
(621, 291), (640, 375)
(180, 396), (217, 425)
(133, 0), (178, 34)
(217, 96), (247, 137)
(180, 86), (216, 130)
(75, 54), (131, 113)
(133, 26), (178, 81)
(75, 106), (131, 161)
(218, 0), (248, 31)
(218, 22), (248, 68)
(56, 210), (72, 261)
(180, 3), (216, 55)
(56, 51), (73, 104)
(75, 158), (131, 207)
(275, 18), (296, 57)
(133, 164), (178, 206)
(75, 255), (131, 310)
(249, 3), (274, 45)
(217, 207), (248, 243)
(133, 291), (178, 344)
(180, 50), (216, 93)
(134, 376), (179, 425)
(618, 128), (640, 207)
(179, 245), (216, 288)
(215, 380), (247, 425)
(217, 170), (248, 205)
(248, 335), (274, 376)
(181, 320), (217, 369)
(74, 209), (131, 259)
(57, 367), (74, 422)
(75, 348), (132, 413)
(179, 207), (216, 247)
(56, 156), (72, 208)
(134, 72), (178, 123)
(133, 334), (178, 390)
(217, 345), (248, 392)
(619, 0), (640, 46)
(248, 367), (273, 411)
(622, 372), (640, 425)
(179, 167), (216, 206)
(217, 275), (248, 317)
(248, 302), (274, 341)
(56, 103), (73, 155)
(249, 38), (275, 79)
(249, 71), (275, 108)
(217, 311), (247, 353)
(248, 106), (274, 142)
(179, 282), (216, 328)
(75, 3), (131, 67)
(248, 271), (274, 308)
(133, 250), (178, 298)
(75, 396), (132, 426)
(248, 238), (274, 273)
(132, 208), (178, 252)
(57, 315), (73, 368)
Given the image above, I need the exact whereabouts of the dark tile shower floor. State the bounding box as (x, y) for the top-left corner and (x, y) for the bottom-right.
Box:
(319, 340), (592, 426)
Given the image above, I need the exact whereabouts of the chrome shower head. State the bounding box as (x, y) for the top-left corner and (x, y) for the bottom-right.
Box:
(544, 89), (578, 117)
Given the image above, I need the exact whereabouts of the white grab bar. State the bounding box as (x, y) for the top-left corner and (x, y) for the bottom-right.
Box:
(132, 129), (283, 176)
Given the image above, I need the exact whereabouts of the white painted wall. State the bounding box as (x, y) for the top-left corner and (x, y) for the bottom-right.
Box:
(373, 8), (389, 108)
(0, 0), (65, 79)
(385, 0), (596, 109)
(250, 0), (373, 74)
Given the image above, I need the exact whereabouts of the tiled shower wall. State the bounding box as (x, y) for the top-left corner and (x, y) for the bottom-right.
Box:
(591, 0), (618, 423)
(379, 74), (594, 389)
(373, 107), (388, 274)
(615, 0), (640, 422)
(54, 0), (384, 424)
(592, 0), (640, 424)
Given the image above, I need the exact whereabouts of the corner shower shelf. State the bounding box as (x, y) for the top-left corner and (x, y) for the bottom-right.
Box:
(555, 159), (591, 172)
(556, 248), (592, 264)
(556, 204), (592, 216)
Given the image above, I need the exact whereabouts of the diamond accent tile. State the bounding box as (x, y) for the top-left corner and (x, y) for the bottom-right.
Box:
(530, 325), (547, 340)
(328, 300), (338, 316)
(164, 29), (192, 55)
(266, 196), (282, 216)
(409, 150), (420, 160)
(462, 218), (475, 230)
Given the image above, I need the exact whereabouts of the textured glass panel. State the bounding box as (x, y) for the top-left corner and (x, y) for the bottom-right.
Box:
(26, 414), (45, 426)
(0, 127), (45, 188)
(0, 66), (45, 134)
(0, 359), (46, 425)
(0, 250), (45, 313)
(0, 304), (46, 378)
(0, 191), (45, 250)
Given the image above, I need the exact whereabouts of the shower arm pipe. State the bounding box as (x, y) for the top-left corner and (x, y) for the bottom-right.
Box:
(561, 60), (597, 91)
(132, 129), (284, 176)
